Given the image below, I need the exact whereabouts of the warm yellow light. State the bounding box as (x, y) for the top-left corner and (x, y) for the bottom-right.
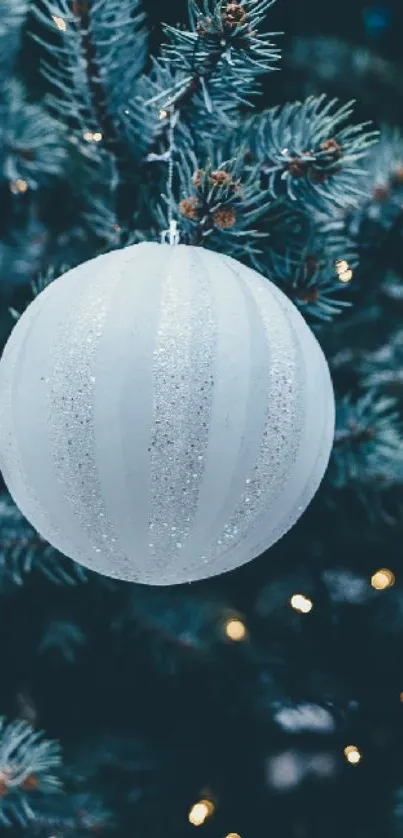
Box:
(226, 833), (242, 838)
(290, 593), (313, 614)
(339, 268), (353, 283)
(83, 130), (103, 143)
(188, 800), (215, 826)
(344, 745), (361, 765)
(52, 15), (67, 31)
(335, 260), (353, 283)
(159, 109), (168, 120)
(224, 617), (247, 642)
(10, 179), (28, 194)
(371, 568), (395, 590)
(400, 691), (403, 703)
(339, 269), (353, 283)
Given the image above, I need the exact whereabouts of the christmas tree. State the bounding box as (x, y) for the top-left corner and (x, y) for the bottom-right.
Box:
(1, 0), (403, 836)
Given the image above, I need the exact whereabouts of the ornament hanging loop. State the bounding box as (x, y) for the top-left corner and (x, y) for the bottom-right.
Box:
(161, 219), (180, 246)
(161, 108), (180, 246)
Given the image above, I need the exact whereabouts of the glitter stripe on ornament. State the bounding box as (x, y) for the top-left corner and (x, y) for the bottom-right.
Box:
(147, 246), (216, 574)
(172, 247), (255, 578)
(46, 252), (125, 576)
(183, 251), (302, 580)
(92, 244), (171, 582)
(9, 263), (109, 562)
(0, 286), (76, 557)
(246, 279), (334, 555)
(246, 333), (334, 565)
(177, 247), (274, 580)
(224, 258), (304, 550)
(205, 278), (334, 580)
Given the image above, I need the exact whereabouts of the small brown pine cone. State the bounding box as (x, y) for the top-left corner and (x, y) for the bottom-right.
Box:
(72, 0), (88, 15)
(320, 138), (342, 160)
(223, 3), (247, 26)
(310, 168), (328, 184)
(179, 197), (201, 220)
(373, 184), (389, 202)
(21, 774), (39, 791)
(305, 255), (319, 280)
(294, 286), (320, 304)
(213, 205), (237, 229)
(0, 770), (11, 797)
(192, 169), (204, 187)
(197, 15), (212, 34)
(288, 158), (308, 178)
(392, 164), (403, 184)
(210, 170), (234, 187)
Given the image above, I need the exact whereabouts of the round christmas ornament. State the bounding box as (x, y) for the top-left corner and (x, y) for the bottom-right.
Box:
(0, 243), (334, 585)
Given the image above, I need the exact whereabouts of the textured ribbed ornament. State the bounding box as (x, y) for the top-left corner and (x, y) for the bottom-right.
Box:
(0, 243), (334, 585)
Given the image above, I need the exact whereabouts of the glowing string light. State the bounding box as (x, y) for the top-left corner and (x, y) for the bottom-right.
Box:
(52, 15), (67, 31)
(335, 259), (353, 284)
(188, 799), (215, 826)
(224, 617), (247, 641)
(344, 745), (361, 765)
(371, 568), (395, 590)
(290, 593), (313, 614)
(10, 179), (28, 194)
(83, 131), (103, 143)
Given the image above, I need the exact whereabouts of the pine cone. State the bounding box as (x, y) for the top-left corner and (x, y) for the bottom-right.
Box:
(288, 158), (308, 178)
(210, 170), (234, 187)
(21, 774), (39, 791)
(223, 3), (247, 27)
(196, 15), (213, 35)
(392, 164), (403, 184)
(373, 185), (389, 202)
(179, 197), (201, 221)
(192, 170), (204, 187)
(320, 138), (342, 161)
(213, 206), (237, 229)
(72, 0), (88, 14)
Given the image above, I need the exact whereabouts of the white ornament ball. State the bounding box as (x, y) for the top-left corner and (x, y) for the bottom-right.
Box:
(0, 243), (334, 585)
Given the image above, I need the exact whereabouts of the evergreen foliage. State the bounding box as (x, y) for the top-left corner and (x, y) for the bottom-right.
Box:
(1, 1), (403, 836)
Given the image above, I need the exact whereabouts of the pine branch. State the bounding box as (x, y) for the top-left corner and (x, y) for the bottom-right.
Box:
(242, 95), (379, 211)
(0, 207), (48, 290)
(31, 0), (147, 241)
(38, 620), (86, 663)
(0, 81), (67, 193)
(331, 392), (403, 490)
(157, 148), (271, 261)
(0, 717), (62, 827)
(24, 791), (114, 836)
(361, 330), (403, 396)
(343, 128), (403, 276)
(133, 0), (280, 161)
(0, 0), (28, 74)
(264, 226), (357, 321)
(288, 35), (403, 125)
(71, 0), (120, 151)
(161, 0), (280, 111)
(0, 494), (88, 587)
(32, 0), (146, 143)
